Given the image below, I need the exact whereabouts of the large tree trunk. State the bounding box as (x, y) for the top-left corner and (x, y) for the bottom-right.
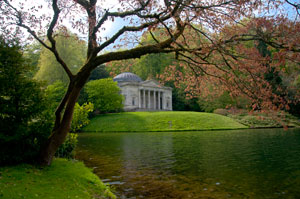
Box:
(38, 71), (91, 166)
(38, 84), (82, 166)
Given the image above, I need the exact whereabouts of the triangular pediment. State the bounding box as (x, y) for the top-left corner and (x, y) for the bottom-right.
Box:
(141, 80), (162, 87)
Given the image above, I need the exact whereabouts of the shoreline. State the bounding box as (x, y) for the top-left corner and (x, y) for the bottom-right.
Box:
(82, 126), (300, 133)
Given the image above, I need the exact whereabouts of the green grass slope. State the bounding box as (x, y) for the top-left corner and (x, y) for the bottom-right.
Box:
(0, 159), (116, 199)
(84, 111), (247, 132)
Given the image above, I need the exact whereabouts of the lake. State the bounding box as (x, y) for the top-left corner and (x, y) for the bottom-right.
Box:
(75, 128), (300, 199)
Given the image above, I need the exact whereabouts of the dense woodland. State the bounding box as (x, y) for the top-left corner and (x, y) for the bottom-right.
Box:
(0, 0), (299, 166)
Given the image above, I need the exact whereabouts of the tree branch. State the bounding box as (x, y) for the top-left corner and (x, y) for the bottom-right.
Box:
(95, 19), (162, 54)
(47, 0), (74, 80)
(2, 0), (74, 80)
(90, 20), (185, 70)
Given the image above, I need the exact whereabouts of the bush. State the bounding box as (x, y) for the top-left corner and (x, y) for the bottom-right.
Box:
(85, 78), (123, 113)
(45, 80), (67, 111)
(213, 109), (229, 116)
(0, 36), (52, 165)
(71, 102), (94, 132)
(55, 133), (78, 159)
(55, 102), (93, 158)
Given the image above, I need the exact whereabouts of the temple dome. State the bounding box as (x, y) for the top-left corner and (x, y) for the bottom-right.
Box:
(113, 72), (142, 83)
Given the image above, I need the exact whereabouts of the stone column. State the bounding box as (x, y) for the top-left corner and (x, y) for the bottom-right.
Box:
(170, 93), (173, 110)
(154, 90), (156, 110)
(161, 92), (164, 110)
(148, 90), (151, 109)
(158, 91), (161, 110)
(143, 89), (146, 108)
(138, 89), (141, 108)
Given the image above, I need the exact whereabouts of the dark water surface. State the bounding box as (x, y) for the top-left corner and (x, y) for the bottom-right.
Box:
(75, 128), (300, 199)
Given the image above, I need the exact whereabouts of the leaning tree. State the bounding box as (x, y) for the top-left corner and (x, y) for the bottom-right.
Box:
(0, 0), (299, 165)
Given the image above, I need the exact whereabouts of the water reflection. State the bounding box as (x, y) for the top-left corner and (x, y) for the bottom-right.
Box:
(76, 128), (300, 199)
(122, 133), (175, 172)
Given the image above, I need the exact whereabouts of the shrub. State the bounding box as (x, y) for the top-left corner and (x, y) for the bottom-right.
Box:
(213, 109), (229, 116)
(71, 102), (94, 132)
(85, 78), (123, 113)
(55, 133), (78, 159)
(45, 80), (66, 111)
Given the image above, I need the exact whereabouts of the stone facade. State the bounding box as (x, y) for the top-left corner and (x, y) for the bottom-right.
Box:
(113, 72), (172, 112)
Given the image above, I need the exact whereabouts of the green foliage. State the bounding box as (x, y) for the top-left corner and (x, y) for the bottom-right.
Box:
(45, 81), (94, 131)
(85, 78), (123, 113)
(164, 81), (203, 111)
(35, 31), (86, 85)
(213, 108), (230, 116)
(78, 65), (109, 105)
(23, 41), (42, 78)
(55, 133), (78, 159)
(71, 102), (94, 132)
(294, 75), (300, 88)
(45, 80), (67, 103)
(43, 81), (67, 128)
(199, 92), (237, 112)
(89, 64), (110, 80)
(0, 36), (51, 165)
(45, 84), (93, 158)
(45, 80), (67, 113)
(134, 53), (175, 80)
(0, 158), (116, 199)
(133, 30), (176, 80)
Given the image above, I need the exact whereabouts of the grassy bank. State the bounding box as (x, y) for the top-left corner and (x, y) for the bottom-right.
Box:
(83, 111), (247, 132)
(0, 158), (115, 199)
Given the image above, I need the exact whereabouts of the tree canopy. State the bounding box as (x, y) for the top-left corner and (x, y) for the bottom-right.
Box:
(1, 0), (299, 165)
(35, 31), (86, 85)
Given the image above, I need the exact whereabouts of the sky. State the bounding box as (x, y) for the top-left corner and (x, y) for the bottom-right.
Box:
(13, 0), (121, 37)
(5, 0), (299, 50)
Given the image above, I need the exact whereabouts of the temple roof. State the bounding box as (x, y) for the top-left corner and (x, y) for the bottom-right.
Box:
(113, 72), (142, 83)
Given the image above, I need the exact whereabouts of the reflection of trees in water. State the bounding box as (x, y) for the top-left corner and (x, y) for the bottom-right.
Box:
(76, 129), (300, 199)
(119, 133), (187, 198)
(118, 133), (247, 198)
(121, 134), (175, 172)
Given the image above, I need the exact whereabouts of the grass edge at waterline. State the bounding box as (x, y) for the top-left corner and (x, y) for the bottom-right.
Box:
(0, 158), (116, 199)
(83, 111), (248, 132)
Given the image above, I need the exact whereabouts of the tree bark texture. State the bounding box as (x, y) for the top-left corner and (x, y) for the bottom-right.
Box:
(38, 85), (81, 165)
(37, 71), (91, 166)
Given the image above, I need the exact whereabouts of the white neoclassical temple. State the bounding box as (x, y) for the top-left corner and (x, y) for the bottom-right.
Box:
(113, 72), (172, 112)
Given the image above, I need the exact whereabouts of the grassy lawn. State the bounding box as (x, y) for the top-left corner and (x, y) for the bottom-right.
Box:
(83, 111), (247, 132)
(0, 158), (116, 199)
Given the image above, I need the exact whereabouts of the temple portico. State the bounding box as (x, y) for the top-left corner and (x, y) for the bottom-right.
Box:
(113, 72), (172, 112)
(139, 89), (168, 110)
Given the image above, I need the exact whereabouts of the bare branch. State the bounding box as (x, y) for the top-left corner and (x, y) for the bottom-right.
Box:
(2, 0), (74, 80)
(95, 17), (168, 53)
(2, 0), (51, 50)
(91, 20), (185, 69)
(149, 31), (160, 44)
(47, 0), (74, 80)
(285, 0), (300, 16)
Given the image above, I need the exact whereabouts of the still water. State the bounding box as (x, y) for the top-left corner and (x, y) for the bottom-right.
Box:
(75, 128), (300, 199)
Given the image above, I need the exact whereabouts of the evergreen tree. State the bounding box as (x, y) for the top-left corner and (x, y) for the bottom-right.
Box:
(0, 36), (51, 165)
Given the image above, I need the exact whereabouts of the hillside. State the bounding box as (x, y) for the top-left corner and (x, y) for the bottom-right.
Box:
(83, 111), (247, 132)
